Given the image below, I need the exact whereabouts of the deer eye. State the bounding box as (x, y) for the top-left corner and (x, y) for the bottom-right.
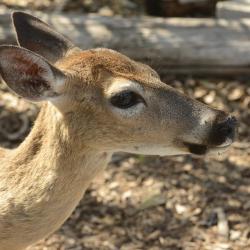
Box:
(110, 91), (143, 109)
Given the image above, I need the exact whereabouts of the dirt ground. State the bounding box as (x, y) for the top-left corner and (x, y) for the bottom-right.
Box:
(0, 75), (249, 250)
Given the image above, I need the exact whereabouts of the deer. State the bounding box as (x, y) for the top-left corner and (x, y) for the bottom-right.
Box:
(0, 12), (237, 250)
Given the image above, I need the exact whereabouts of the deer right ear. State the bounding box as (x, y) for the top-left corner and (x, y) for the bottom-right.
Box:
(0, 45), (66, 102)
(12, 11), (78, 63)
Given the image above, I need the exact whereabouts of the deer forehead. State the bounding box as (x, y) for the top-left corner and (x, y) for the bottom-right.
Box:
(57, 48), (160, 86)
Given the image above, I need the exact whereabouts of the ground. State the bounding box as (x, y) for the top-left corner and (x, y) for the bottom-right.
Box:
(0, 75), (249, 250)
(0, 0), (145, 16)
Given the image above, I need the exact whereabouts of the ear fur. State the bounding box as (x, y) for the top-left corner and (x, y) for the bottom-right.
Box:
(0, 45), (66, 102)
(12, 11), (77, 63)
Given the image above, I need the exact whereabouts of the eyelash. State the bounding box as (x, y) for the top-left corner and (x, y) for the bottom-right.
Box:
(110, 91), (144, 109)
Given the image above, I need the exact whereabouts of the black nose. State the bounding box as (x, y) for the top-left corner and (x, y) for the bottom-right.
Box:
(209, 113), (237, 146)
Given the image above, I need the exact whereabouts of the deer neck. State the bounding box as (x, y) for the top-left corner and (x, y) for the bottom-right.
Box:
(9, 102), (110, 185)
(0, 103), (111, 249)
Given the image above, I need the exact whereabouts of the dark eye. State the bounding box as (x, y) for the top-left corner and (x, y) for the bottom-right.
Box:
(110, 91), (143, 109)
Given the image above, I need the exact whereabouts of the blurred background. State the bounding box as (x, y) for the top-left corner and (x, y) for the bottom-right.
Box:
(0, 0), (249, 250)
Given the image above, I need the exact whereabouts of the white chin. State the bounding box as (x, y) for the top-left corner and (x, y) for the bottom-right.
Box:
(121, 145), (188, 156)
(207, 145), (231, 156)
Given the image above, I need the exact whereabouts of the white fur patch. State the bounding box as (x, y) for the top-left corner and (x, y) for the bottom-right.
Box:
(199, 110), (217, 126)
(119, 144), (188, 156)
(106, 78), (146, 118)
(112, 102), (145, 118)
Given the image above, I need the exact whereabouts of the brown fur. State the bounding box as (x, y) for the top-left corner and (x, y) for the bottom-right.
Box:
(0, 103), (111, 250)
(57, 49), (160, 84)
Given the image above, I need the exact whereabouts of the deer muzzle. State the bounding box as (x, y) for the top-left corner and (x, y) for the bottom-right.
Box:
(184, 112), (237, 155)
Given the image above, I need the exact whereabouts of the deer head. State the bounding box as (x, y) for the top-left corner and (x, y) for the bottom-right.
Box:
(0, 12), (236, 157)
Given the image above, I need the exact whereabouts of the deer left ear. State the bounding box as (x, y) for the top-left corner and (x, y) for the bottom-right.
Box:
(0, 45), (66, 102)
(12, 11), (77, 63)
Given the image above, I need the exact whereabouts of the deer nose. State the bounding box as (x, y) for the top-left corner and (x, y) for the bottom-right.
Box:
(209, 113), (237, 146)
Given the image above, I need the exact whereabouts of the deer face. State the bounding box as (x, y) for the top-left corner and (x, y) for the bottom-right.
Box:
(56, 48), (236, 156)
(102, 77), (235, 156)
(0, 12), (237, 156)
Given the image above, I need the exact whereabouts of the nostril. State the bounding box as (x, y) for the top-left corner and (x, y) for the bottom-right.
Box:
(219, 115), (237, 130)
(209, 115), (237, 146)
(228, 116), (237, 127)
(217, 116), (237, 137)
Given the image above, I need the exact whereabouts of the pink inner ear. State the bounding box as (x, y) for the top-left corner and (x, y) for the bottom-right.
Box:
(8, 50), (48, 78)
(0, 47), (59, 101)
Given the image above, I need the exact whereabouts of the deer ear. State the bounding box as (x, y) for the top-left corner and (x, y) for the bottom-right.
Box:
(12, 11), (77, 63)
(0, 45), (66, 102)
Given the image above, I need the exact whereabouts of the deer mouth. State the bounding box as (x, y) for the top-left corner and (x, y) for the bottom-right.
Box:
(183, 142), (208, 155)
(184, 140), (233, 156)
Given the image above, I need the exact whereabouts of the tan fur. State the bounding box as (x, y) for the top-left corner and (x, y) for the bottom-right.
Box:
(0, 103), (111, 250)
(0, 15), (233, 250)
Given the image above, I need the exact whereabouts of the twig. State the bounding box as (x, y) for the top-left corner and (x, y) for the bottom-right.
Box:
(215, 207), (229, 239)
